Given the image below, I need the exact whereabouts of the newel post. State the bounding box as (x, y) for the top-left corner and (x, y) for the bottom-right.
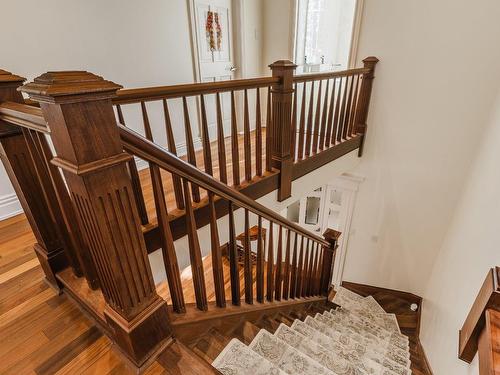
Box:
(321, 229), (341, 295)
(269, 60), (297, 201)
(355, 56), (379, 157)
(21, 72), (171, 367)
(0, 70), (81, 290)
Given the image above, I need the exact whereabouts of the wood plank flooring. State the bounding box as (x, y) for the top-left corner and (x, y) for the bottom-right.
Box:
(0, 214), (213, 374)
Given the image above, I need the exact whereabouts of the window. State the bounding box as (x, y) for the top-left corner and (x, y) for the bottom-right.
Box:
(294, 0), (359, 73)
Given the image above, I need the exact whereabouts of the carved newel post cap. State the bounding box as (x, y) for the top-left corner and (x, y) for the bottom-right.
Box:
(362, 56), (379, 65)
(269, 60), (298, 70)
(323, 228), (342, 242)
(0, 70), (26, 85)
(20, 71), (122, 104)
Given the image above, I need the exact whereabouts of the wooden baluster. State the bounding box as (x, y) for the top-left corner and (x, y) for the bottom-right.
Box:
(312, 80), (323, 153)
(140, 101), (153, 141)
(309, 243), (318, 296)
(209, 192), (225, 307)
(243, 209), (253, 304)
(243, 89), (252, 181)
(355, 57), (379, 156)
(116, 104), (125, 125)
(150, 164), (185, 313)
(230, 91), (240, 186)
(200, 94), (213, 175)
(343, 75), (356, 140)
(297, 83), (306, 160)
(162, 99), (185, 209)
(289, 232), (299, 298)
(22, 71), (171, 365)
(317, 245), (325, 295)
(319, 79), (330, 151)
(302, 239), (310, 297)
(305, 81), (315, 157)
(282, 229), (291, 300)
(215, 93), (228, 184)
(182, 96), (201, 202)
(265, 87), (273, 172)
(324, 78), (336, 149)
(274, 225), (283, 301)
(182, 179), (207, 311)
(313, 245), (321, 295)
(255, 88), (263, 176)
(117, 104), (149, 224)
(338, 76), (350, 141)
(333, 78), (343, 145)
(296, 236), (304, 298)
(266, 221), (274, 302)
(228, 201), (241, 305)
(256, 216), (265, 303)
(290, 83), (297, 161)
(348, 74), (361, 137)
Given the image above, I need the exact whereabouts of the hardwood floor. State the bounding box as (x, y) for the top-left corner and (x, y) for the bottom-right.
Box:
(0, 214), (214, 374)
(1, 214), (432, 374)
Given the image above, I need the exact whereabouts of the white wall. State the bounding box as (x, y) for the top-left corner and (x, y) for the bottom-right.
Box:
(344, 0), (500, 294)
(262, 0), (294, 73)
(340, 0), (500, 373)
(420, 89), (500, 375)
(0, 0), (272, 220)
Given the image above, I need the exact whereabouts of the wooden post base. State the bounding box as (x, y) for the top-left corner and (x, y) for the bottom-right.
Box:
(104, 297), (172, 368)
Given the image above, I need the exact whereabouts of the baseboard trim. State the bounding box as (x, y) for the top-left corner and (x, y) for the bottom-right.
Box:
(418, 338), (434, 375)
(0, 193), (22, 221)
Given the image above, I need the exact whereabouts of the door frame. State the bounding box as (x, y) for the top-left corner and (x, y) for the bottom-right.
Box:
(187, 0), (243, 83)
(291, 0), (365, 68)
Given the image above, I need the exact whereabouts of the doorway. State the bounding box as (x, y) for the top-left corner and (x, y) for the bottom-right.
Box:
(293, 0), (363, 73)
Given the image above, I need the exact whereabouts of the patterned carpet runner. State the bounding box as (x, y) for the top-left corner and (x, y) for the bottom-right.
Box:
(212, 287), (412, 375)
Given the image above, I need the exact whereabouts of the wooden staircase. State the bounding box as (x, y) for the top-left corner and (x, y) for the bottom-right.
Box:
(0, 59), (379, 372)
(190, 300), (333, 364)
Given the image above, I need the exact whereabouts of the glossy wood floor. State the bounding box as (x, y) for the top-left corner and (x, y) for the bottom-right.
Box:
(0, 214), (220, 374)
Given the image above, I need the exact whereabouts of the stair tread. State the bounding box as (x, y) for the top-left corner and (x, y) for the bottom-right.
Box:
(209, 288), (426, 375)
(248, 329), (334, 374)
(212, 338), (287, 375)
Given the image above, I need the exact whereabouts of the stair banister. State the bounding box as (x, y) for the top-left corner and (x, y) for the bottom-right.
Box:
(20, 71), (172, 367)
(459, 266), (500, 374)
(118, 124), (331, 249)
(0, 71), (100, 290)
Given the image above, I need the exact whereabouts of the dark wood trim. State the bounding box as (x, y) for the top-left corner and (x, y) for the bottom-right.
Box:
(169, 296), (327, 344)
(459, 267), (500, 362)
(114, 77), (279, 104)
(292, 136), (361, 180)
(293, 67), (370, 83)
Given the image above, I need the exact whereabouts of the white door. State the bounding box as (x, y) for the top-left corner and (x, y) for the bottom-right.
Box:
(193, 0), (236, 137)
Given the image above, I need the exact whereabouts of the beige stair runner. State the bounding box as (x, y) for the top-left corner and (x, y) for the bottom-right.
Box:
(212, 287), (412, 375)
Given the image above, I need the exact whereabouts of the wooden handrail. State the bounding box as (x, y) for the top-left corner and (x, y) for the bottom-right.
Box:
(119, 124), (330, 248)
(459, 267), (500, 364)
(114, 76), (279, 104)
(0, 102), (49, 133)
(293, 67), (370, 83)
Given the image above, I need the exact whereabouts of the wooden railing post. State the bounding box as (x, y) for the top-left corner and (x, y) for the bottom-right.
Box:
(321, 229), (341, 295)
(21, 72), (171, 367)
(354, 57), (378, 157)
(0, 70), (92, 290)
(269, 60), (297, 201)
